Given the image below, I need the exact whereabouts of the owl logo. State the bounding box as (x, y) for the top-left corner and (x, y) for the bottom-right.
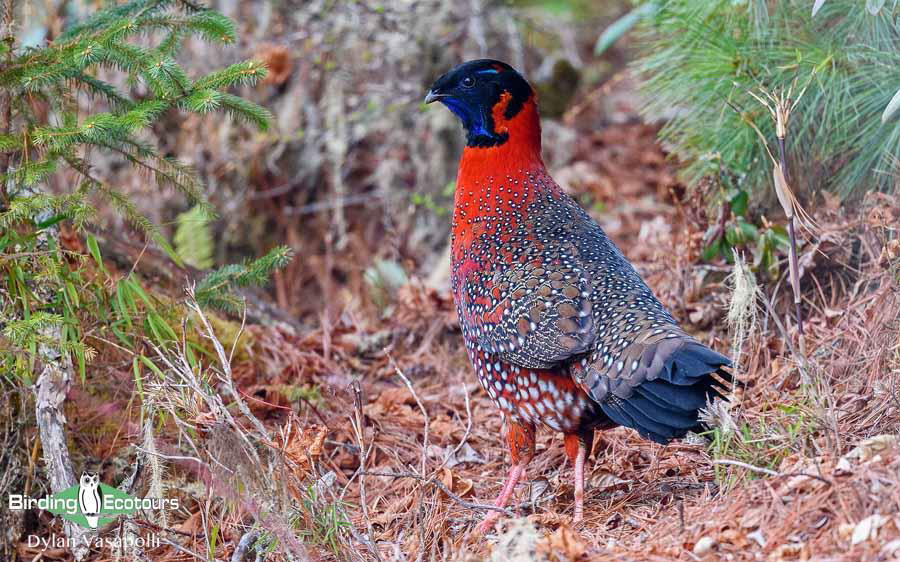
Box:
(77, 472), (102, 529)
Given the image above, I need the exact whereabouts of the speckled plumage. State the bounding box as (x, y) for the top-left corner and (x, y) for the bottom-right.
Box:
(428, 59), (730, 530)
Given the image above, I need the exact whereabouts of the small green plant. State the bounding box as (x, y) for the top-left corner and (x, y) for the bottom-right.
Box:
(705, 396), (819, 489)
(294, 484), (352, 557)
(700, 176), (790, 279)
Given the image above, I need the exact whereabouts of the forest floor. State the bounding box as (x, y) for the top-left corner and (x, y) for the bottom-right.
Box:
(13, 73), (900, 562)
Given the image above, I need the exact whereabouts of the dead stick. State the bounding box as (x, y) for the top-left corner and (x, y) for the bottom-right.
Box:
(390, 358), (429, 478)
(361, 471), (515, 517)
(779, 134), (804, 337)
(348, 381), (382, 562)
(33, 327), (91, 561)
(787, 216), (804, 335)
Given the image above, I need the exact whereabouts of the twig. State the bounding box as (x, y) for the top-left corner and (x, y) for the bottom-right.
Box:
(187, 286), (269, 439)
(712, 459), (833, 487)
(127, 241), (150, 279)
(346, 381), (382, 562)
(390, 357), (429, 477)
(759, 296), (811, 386)
(230, 530), (260, 562)
(438, 383), (473, 472)
(362, 471), (515, 517)
(712, 459), (778, 476)
(159, 537), (206, 561)
(129, 518), (197, 538)
(132, 446), (216, 471)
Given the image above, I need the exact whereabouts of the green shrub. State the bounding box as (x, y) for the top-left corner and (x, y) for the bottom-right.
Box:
(0, 0), (289, 380)
(634, 0), (900, 200)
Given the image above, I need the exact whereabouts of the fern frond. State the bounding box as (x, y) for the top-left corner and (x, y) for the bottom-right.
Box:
(174, 205), (214, 269)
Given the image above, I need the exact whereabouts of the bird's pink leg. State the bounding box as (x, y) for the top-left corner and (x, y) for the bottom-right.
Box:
(564, 431), (590, 524)
(477, 420), (535, 533)
(573, 441), (586, 523)
(476, 463), (526, 533)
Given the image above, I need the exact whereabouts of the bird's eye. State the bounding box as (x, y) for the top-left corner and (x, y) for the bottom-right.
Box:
(461, 76), (475, 89)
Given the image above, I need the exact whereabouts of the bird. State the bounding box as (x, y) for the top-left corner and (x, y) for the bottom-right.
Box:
(425, 59), (731, 533)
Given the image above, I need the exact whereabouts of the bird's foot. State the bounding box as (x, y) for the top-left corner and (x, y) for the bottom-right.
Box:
(474, 463), (526, 534)
(476, 511), (502, 534)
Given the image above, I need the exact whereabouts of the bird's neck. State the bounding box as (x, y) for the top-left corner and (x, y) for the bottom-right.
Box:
(454, 98), (548, 221)
(457, 97), (543, 185)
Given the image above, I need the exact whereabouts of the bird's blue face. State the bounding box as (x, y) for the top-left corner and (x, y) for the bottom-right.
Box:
(426, 59), (533, 148)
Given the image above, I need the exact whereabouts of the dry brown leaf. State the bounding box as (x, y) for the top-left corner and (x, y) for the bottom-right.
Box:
(439, 467), (474, 498)
(536, 524), (588, 560)
(270, 417), (328, 486)
(376, 386), (416, 409)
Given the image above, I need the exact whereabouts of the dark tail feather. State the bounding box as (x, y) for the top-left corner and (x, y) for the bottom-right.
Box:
(599, 342), (732, 445)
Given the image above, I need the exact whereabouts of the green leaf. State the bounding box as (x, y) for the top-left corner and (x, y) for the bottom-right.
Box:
(138, 354), (165, 379)
(724, 225), (740, 247)
(209, 524), (219, 561)
(85, 233), (106, 272)
(767, 226), (790, 250)
(74, 346), (86, 383)
(146, 312), (177, 344)
(133, 357), (145, 403)
(65, 281), (80, 308)
(702, 237), (722, 261)
(882, 87), (900, 124)
(594, 3), (657, 56)
(729, 190), (749, 217)
(124, 276), (154, 311)
(174, 205), (214, 269)
(737, 220), (759, 242)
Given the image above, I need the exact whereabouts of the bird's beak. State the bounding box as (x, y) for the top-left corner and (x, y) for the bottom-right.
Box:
(424, 90), (445, 104)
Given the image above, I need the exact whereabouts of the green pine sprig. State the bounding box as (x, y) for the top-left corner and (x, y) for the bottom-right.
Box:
(195, 246), (295, 313)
